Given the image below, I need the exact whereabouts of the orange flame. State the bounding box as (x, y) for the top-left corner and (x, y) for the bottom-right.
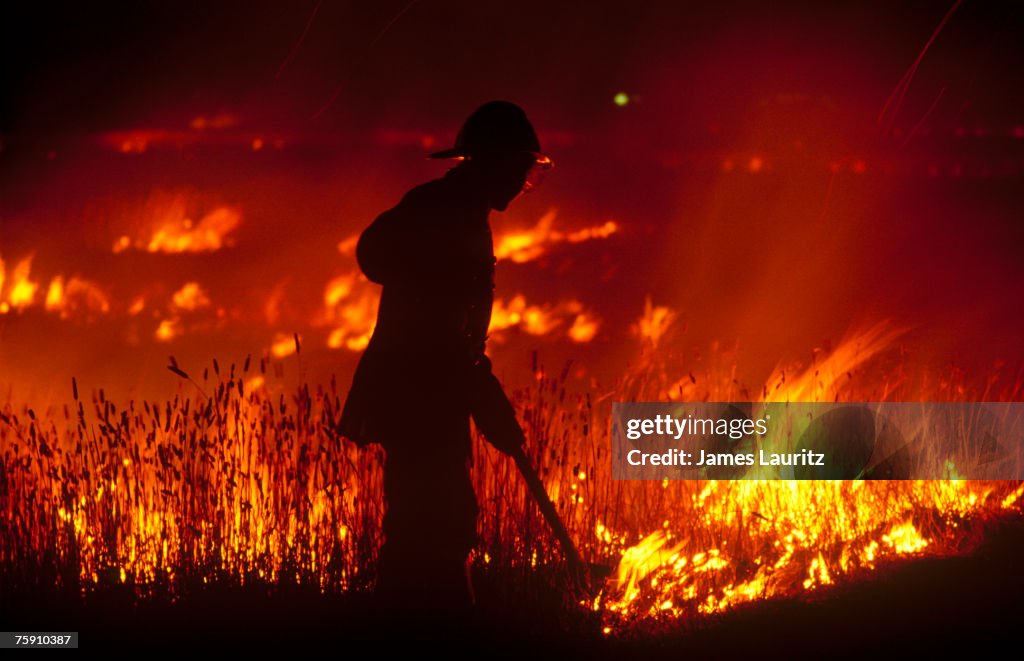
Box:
(0, 255), (39, 311)
(43, 275), (111, 319)
(155, 318), (182, 342)
(320, 273), (378, 352)
(270, 332), (299, 358)
(631, 297), (677, 347)
(762, 322), (905, 402)
(494, 210), (618, 263)
(1, 255), (109, 318)
(598, 326), (1015, 630)
(0, 328), (1019, 631)
(171, 282), (211, 311)
(490, 295), (600, 343)
(600, 479), (998, 625)
(113, 195), (241, 254)
(568, 313), (601, 343)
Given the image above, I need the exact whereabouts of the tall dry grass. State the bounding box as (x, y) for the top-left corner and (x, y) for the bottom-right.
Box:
(0, 335), (1022, 631)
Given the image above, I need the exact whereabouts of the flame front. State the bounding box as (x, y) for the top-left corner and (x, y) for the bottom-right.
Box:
(601, 480), (1003, 626)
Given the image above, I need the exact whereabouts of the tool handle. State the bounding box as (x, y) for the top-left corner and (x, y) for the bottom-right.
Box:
(509, 445), (588, 585)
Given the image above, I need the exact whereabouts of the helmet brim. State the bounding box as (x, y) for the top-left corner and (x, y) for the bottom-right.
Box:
(428, 148), (552, 165)
(428, 148), (466, 159)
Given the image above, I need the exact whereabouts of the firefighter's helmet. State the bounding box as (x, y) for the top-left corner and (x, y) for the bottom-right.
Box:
(430, 100), (545, 163)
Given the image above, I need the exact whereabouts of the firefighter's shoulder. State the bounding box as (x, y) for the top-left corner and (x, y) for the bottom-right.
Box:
(399, 172), (486, 218)
(396, 176), (452, 210)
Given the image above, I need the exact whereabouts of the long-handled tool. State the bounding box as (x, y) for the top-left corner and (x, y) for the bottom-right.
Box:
(507, 443), (591, 591)
(469, 364), (604, 595)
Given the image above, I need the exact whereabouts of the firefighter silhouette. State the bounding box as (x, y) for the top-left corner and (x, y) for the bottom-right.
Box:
(338, 101), (552, 611)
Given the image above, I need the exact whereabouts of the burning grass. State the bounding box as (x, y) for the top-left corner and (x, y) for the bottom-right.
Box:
(0, 329), (1022, 636)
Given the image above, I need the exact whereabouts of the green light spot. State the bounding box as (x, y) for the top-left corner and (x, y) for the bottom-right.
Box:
(613, 92), (630, 107)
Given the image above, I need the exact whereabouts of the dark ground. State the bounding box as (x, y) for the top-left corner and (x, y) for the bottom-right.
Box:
(3, 516), (1023, 656)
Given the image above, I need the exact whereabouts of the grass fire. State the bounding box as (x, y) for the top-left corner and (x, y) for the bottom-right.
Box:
(3, 2), (1024, 649)
(2, 322), (1021, 637)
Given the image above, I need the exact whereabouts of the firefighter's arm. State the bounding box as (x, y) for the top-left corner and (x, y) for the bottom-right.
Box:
(468, 355), (527, 455)
(464, 258), (496, 359)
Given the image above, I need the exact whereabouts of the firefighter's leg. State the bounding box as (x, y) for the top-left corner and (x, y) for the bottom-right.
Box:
(376, 410), (477, 612)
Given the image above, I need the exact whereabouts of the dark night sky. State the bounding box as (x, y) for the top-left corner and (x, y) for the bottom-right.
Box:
(3, 1), (1023, 136)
